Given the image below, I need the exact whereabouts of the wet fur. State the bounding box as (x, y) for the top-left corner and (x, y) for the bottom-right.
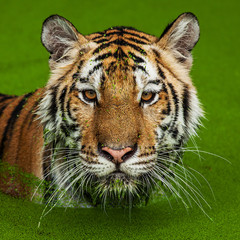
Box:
(0, 13), (203, 207)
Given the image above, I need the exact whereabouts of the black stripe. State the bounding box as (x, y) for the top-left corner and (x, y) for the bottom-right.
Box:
(80, 78), (88, 83)
(88, 63), (103, 77)
(27, 98), (40, 130)
(95, 38), (110, 44)
(171, 128), (179, 139)
(128, 51), (145, 64)
(92, 31), (120, 40)
(104, 26), (151, 40)
(75, 135), (82, 142)
(161, 82), (168, 93)
(77, 60), (84, 70)
(60, 119), (72, 136)
(69, 124), (78, 131)
(69, 82), (76, 93)
(93, 39), (147, 55)
(123, 30), (150, 42)
(61, 121), (78, 137)
(94, 52), (113, 62)
(16, 94), (40, 164)
(108, 25), (140, 32)
(42, 145), (53, 202)
(117, 39), (147, 55)
(125, 37), (149, 45)
(56, 58), (80, 81)
(93, 42), (113, 55)
(49, 86), (58, 120)
(58, 76), (65, 81)
(92, 27), (151, 42)
(148, 80), (160, 85)
(162, 108), (168, 115)
(92, 34), (104, 40)
(156, 58), (184, 84)
(60, 123), (70, 137)
(177, 57), (187, 63)
(25, 109), (35, 130)
(72, 73), (79, 80)
(113, 47), (128, 59)
(0, 95), (16, 103)
(133, 65), (148, 75)
(152, 49), (160, 58)
(0, 92), (33, 159)
(66, 99), (77, 122)
(61, 88), (77, 131)
(167, 83), (179, 127)
(105, 61), (117, 73)
(167, 102), (171, 114)
(93, 30), (150, 44)
(160, 83), (171, 115)
(155, 56), (183, 83)
(168, 83), (179, 112)
(157, 64), (165, 79)
(100, 73), (106, 88)
(59, 86), (67, 114)
(0, 104), (8, 118)
(182, 86), (190, 127)
(0, 97), (17, 118)
(160, 123), (171, 132)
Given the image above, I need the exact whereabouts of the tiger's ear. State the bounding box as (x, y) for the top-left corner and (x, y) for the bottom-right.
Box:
(41, 15), (88, 62)
(157, 12), (200, 69)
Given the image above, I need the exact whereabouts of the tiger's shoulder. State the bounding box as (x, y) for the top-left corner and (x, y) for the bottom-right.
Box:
(0, 89), (45, 197)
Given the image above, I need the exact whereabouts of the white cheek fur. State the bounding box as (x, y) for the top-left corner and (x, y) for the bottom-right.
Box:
(83, 156), (116, 177)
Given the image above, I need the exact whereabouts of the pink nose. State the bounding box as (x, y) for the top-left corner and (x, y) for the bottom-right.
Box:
(102, 146), (133, 164)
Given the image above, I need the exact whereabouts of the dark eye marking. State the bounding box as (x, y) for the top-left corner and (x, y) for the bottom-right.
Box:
(148, 80), (160, 85)
(132, 65), (148, 75)
(80, 78), (88, 83)
(88, 63), (103, 77)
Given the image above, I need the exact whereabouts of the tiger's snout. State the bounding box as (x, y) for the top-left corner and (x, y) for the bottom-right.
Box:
(98, 143), (138, 164)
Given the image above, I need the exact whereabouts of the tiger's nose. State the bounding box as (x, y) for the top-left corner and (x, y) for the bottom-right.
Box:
(101, 146), (134, 164)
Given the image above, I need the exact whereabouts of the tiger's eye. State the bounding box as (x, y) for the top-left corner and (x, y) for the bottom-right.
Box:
(141, 92), (153, 101)
(84, 90), (97, 100)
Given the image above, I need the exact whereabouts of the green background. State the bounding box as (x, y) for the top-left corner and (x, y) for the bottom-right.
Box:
(0, 0), (240, 239)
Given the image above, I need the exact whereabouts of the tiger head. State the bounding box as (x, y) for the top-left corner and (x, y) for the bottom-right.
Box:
(38, 13), (203, 206)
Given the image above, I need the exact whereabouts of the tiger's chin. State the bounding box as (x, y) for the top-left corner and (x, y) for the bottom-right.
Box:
(83, 171), (152, 207)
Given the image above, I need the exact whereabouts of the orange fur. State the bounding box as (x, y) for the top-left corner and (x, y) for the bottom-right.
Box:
(0, 13), (203, 205)
(0, 90), (44, 196)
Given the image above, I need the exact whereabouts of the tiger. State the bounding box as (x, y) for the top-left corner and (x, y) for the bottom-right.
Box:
(0, 12), (203, 207)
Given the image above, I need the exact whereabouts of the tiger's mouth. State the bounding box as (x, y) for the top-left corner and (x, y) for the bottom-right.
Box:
(98, 171), (137, 190)
(104, 171), (132, 186)
(81, 169), (152, 207)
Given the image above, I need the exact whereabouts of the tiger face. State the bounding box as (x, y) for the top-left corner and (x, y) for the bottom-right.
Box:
(38, 13), (203, 206)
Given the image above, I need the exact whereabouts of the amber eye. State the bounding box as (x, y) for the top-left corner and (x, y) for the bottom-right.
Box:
(83, 90), (97, 102)
(141, 91), (154, 102)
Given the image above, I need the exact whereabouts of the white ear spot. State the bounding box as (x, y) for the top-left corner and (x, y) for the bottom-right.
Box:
(41, 15), (87, 61)
(158, 12), (200, 67)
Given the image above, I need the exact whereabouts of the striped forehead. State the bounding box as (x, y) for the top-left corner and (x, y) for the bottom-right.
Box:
(76, 27), (162, 90)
